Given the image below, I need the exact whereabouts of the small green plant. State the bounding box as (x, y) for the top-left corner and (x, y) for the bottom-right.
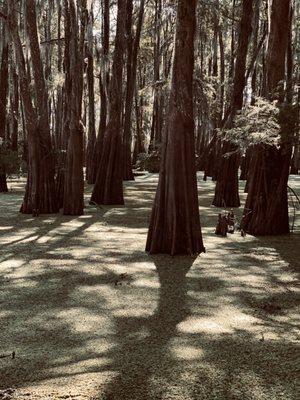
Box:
(222, 97), (281, 151)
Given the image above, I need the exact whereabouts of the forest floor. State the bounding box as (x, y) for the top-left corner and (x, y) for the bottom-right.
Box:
(0, 173), (299, 400)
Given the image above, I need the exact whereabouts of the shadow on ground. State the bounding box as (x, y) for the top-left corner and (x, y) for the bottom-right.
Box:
(0, 173), (299, 399)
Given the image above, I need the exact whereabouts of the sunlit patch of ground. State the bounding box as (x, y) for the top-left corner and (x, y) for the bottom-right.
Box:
(0, 173), (299, 400)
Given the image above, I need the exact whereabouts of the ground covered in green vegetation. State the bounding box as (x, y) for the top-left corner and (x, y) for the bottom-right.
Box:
(0, 173), (299, 400)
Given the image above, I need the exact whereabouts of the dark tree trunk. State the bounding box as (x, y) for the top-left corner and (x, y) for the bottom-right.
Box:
(90, 0), (126, 205)
(149, 0), (163, 151)
(146, 0), (205, 255)
(10, 63), (19, 152)
(242, 0), (292, 235)
(0, 7), (9, 193)
(122, 0), (134, 181)
(55, 0), (69, 208)
(85, 7), (96, 184)
(212, 0), (254, 208)
(123, 0), (145, 181)
(91, 0), (110, 183)
(63, 0), (85, 215)
(8, 0), (58, 214)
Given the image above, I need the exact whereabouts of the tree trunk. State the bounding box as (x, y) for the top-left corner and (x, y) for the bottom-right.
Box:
(86, 6), (96, 184)
(212, 0), (254, 208)
(10, 63), (19, 153)
(90, 0), (126, 205)
(242, 0), (292, 235)
(91, 0), (110, 183)
(0, 6), (9, 193)
(149, 0), (163, 151)
(123, 0), (145, 181)
(8, 0), (58, 214)
(146, 0), (205, 255)
(63, 0), (85, 215)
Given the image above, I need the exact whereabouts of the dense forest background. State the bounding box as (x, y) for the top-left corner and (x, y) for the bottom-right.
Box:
(0, 0), (299, 255)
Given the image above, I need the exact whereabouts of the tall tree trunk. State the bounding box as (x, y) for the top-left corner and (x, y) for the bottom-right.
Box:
(149, 0), (163, 151)
(10, 62), (19, 153)
(146, 0), (205, 255)
(8, 0), (58, 214)
(91, 0), (110, 183)
(212, 0), (254, 208)
(242, 0), (292, 235)
(0, 5), (9, 193)
(86, 6), (96, 184)
(90, 0), (126, 205)
(123, 0), (145, 181)
(63, 0), (86, 215)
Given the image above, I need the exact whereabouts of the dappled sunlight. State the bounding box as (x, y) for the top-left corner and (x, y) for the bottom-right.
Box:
(170, 344), (204, 361)
(178, 317), (234, 334)
(0, 173), (299, 399)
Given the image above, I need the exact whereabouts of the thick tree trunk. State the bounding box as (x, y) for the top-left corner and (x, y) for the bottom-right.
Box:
(212, 0), (254, 208)
(242, 144), (291, 234)
(146, 0), (205, 255)
(8, 0), (58, 214)
(90, 0), (126, 205)
(242, 0), (292, 235)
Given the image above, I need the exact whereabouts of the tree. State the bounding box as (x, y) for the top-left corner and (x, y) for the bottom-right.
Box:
(85, 5), (96, 184)
(0, 3), (9, 193)
(212, 0), (254, 208)
(63, 0), (86, 215)
(242, 0), (292, 235)
(123, 0), (145, 181)
(146, 0), (205, 255)
(7, 0), (58, 214)
(90, 0), (127, 205)
(90, 0), (110, 184)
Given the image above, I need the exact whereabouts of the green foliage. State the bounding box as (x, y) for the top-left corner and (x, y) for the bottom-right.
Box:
(222, 98), (281, 151)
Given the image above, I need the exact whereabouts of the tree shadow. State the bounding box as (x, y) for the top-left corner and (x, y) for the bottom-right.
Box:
(100, 255), (195, 400)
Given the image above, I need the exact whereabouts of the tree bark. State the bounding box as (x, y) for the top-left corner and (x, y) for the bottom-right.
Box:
(86, 6), (96, 184)
(242, 0), (292, 235)
(0, 6), (9, 193)
(91, 0), (110, 183)
(212, 0), (254, 208)
(8, 0), (58, 214)
(90, 0), (126, 205)
(123, 0), (145, 181)
(63, 0), (85, 215)
(146, 0), (205, 255)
